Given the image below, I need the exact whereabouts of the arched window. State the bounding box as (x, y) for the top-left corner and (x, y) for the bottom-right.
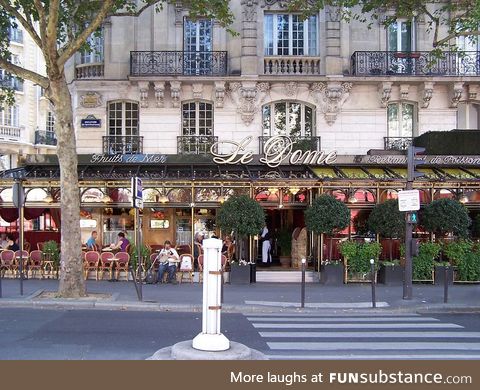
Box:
(181, 101), (214, 154)
(262, 101), (315, 138)
(106, 101), (140, 154)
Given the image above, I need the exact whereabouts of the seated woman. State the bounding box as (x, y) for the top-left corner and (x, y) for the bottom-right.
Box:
(6, 236), (19, 252)
(110, 232), (130, 252)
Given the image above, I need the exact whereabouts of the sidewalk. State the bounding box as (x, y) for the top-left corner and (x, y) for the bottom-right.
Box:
(0, 278), (479, 313)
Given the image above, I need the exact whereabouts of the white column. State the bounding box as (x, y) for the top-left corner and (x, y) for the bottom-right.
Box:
(192, 238), (230, 351)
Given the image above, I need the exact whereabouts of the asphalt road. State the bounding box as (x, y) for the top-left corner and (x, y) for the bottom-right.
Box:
(0, 308), (479, 360)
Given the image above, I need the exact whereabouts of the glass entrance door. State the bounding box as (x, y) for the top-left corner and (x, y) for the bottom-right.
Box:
(184, 19), (213, 75)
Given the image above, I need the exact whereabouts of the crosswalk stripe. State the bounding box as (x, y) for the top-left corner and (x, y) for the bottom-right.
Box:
(248, 317), (439, 322)
(245, 301), (389, 308)
(252, 322), (463, 329)
(267, 342), (480, 351)
(247, 313), (421, 317)
(265, 354), (480, 360)
(259, 331), (480, 338)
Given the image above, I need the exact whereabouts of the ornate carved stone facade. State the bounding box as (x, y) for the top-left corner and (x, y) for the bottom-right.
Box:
(310, 82), (353, 126)
(228, 82), (270, 125)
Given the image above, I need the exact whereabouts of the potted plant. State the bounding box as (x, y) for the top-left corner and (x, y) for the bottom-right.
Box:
(217, 195), (265, 284)
(412, 242), (441, 283)
(377, 259), (403, 285)
(129, 243), (151, 279)
(340, 240), (381, 283)
(434, 261), (454, 286)
(422, 199), (471, 240)
(277, 228), (292, 268)
(319, 260), (344, 285)
(42, 240), (60, 278)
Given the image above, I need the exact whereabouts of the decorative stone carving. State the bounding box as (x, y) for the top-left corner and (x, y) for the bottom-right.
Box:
(138, 81), (149, 108)
(326, 6), (341, 22)
(192, 83), (203, 100)
(468, 84), (479, 101)
(379, 82), (392, 108)
(284, 82), (298, 97)
(228, 81), (270, 126)
(242, 0), (259, 22)
(399, 84), (410, 100)
(170, 81), (182, 108)
(80, 92), (103, 108)
(310, 82), (353, 126)
(174, 2), (184, 26)
(153, 82), (165, 108)
(214, 81), (226, 108)
(421, 82), (434, 108)
(450, 82), (464, 108)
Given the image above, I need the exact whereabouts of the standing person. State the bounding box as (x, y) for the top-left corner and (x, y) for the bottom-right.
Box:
(260, 226), (271, 266)
(156, 240), (180, 284)
(193, 232), (204, 270)
(85, 231), (98, 251)
(110, 232), (130, 252)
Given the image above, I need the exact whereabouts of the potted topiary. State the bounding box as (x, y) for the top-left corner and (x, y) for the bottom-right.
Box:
(217, 195), (265, 284)
(277, 228), (292, 268)
(304, 195), (350, 285)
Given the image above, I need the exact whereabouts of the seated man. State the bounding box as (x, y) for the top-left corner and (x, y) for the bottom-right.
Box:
(156, 240), (179, 284)
(86, 231), (98, 251)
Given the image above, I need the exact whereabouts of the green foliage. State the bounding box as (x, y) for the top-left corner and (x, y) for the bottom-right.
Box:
(368, 200), (404, 239)
(422, 199), (471, 237)
(129, 244), (151, 269)
(381, 259), (401, 266)
(304, 195), (350, 236)
(277, 228), (292, 256)
(339, 240), (382, 274)
(43, 240), (60, 266)
(443, 240), (474, 266)
(456, 252), (480, 282)
(412, 242), (441, 280)
(217, 195), (265, 238)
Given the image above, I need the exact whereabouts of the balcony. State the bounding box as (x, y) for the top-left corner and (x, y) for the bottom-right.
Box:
(35, 130), (57, 146)
(102, 135), (143, 154)
(75, 63), (104, 79)
(0, 125), (22, 142)
(177, 135), (218, 155)
(351, 51), (480, 76)
(384, 137), (413, 151)
(259, 136), (321, 154)
(264, 56), (321, 75)
(130, 51), (228, 76)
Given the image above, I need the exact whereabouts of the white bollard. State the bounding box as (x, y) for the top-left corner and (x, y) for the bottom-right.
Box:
(192, 238), (230, 351)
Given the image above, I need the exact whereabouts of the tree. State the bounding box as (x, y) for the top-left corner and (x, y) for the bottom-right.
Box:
(0, 1), (233, 297)
(421, 198), (472, 238)
(304, 194), (350, 261)
(290, 0), (480, 50)
(368, 199), (404, 260)
(217, 195), (265, 261)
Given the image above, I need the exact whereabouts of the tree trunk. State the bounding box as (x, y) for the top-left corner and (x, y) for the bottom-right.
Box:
(49, 76), (85, 297)
(389, 238), (393, 261)
(328, 235), (333, 261)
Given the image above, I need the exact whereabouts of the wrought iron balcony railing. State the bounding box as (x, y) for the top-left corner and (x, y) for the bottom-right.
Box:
(177, 135), (218, 155)
(103, 135), (143, 154)
(351, 51), (480, 76)
(259, 136), (321, 154)
(384, 137), (414, 151)
(264, 56), (321, 75)
(0, 125), (22, 141)
(130, 51), (228, 76)
(35, 130), (57, 146)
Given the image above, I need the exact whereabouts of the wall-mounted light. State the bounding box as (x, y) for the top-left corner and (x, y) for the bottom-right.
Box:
(458, 192), (469, 204)
(289, 187), (300, 195)
(159, 184), (169, 204)
(44, 182), (54, 203)
(101, 186), (113, 203)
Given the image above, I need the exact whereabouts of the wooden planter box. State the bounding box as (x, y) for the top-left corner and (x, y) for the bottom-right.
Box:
(320, 264), (344, 285)
(377, 265), (404, 285)
(434, 266), (454, 286)
(230, 264), (253, 284)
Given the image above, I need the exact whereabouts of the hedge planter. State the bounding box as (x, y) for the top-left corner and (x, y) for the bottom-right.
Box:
(320, 263), (344, 285)
(434, 266), (454, 286)
(378, 264), (404, 285)
(230, 264), (253, 284)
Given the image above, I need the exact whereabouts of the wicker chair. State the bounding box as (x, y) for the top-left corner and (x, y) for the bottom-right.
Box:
(0, 250), (17, 278)
(114, 252), (130, 281)
(14, 250), (29, 277)
(178, 254), (194, 283)
(98, 252), (115, 280)
(83, 251), (100, 280)
(198, 254), (227, 283)
(29, 250), (43, 278)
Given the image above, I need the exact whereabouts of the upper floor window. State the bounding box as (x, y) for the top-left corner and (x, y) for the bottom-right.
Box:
(80, 30), (104, 64)
(387, 102), (416, 138)
(457, 102), (480, 130)
(1, 105), (20, 127)
(0, 69), (23, 92)
(387, 20), (415, 52)
(264, 14), (318, 56)
(180, 101), (214, 154)
(262, 101), (315, 137)
(46, 112), (55, 132)
(106, 101), (140, 154)
(7, 19), (23, 44)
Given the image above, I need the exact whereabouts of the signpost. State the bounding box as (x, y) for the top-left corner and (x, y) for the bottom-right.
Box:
(398, 190), (420, 212)
(131, 177), (143, 301)
(12, 180), (25, 295)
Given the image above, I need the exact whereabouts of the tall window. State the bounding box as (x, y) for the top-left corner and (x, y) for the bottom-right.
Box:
(107, 101), (139, 153)
(1, 105), (20, 127)
(46, 112), (55, 132)
(183, 19), (213, 75)
(457, 103), (480, 129)
(181, 101), (214, 154)
(80, 30), (104, 64)
(264, 14), (318, 56)
(262, 101), (315, 138)
(7, 19), (23, 44)
(387, 102), (416, 138)
(387, 20), (414, 52)
(0, 68), (23, 92)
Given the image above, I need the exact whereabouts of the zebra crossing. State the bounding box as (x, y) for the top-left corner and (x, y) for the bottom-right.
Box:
(245, 312), (480, 360)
